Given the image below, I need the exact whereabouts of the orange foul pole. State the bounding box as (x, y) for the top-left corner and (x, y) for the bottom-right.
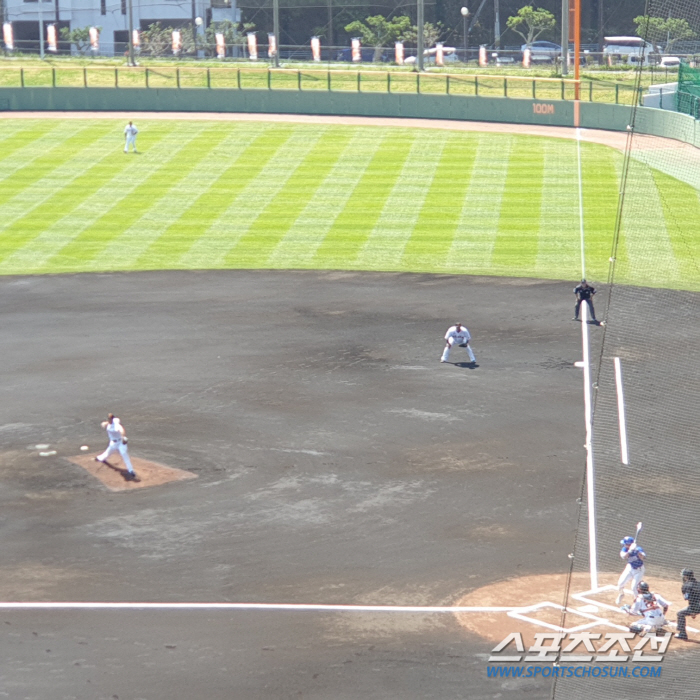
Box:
(574, 0), (581, 104)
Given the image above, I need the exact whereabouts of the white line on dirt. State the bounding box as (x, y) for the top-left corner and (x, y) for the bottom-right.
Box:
(0, 602), (516, 612)
(614, 356), (629, 465)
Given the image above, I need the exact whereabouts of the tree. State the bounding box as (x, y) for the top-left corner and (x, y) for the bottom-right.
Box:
(59, 26), (97, 55)
(633, 15), (695, 52)
(204, 20), (255, 57)
(140, 22), (174, 57)
(506, 6), (556, 46)
(403, 22), (446, 49)
(344, 15), (412, 62)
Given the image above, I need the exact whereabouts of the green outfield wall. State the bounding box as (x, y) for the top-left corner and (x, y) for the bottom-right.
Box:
(1, 86), (698, 147)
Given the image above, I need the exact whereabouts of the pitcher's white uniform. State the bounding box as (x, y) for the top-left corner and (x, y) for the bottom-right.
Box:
(441, 323), (476, 363)
(124, 122), (138, 153)
(96, 416), (135, 474)
(627, 592), (670, 635)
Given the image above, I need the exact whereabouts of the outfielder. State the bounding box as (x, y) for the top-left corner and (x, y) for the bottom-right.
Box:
(124, 121), (138, 153)
(616, 535), (646, 605)
(622, 581), (670, 636)
(441, 323), (476, 364)
(95, 413), (136, 478)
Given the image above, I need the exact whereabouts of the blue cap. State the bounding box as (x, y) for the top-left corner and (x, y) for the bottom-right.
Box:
(621, 536), (634, 546)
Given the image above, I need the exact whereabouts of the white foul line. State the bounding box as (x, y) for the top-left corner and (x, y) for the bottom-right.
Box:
(613, 357), (629, 465)
(576, 128), (586, 279)
(0, 602), (516, 613)
(576, 127), (598, 591)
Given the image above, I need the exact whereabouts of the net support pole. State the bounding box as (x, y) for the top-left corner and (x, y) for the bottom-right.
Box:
(581, 303), (598, 591)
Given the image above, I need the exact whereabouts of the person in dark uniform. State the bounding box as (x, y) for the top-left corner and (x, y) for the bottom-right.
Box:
(675, 568), (700, 640)
(573, 279), (597, 322)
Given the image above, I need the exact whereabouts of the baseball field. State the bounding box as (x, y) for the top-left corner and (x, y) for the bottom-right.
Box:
(1, 113), (698, 700)
(1, 116), (698, 289)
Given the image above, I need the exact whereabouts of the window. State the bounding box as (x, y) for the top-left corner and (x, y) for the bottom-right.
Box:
(121, 0), (126, 14)
(100, 0), (106, 14)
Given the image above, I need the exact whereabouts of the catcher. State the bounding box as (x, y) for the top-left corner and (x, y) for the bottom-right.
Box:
(621, 581), (671, 637)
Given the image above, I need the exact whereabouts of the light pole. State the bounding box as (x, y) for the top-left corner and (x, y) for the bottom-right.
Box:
(461, 7), (469, 61)
(195, 16), (203, 58)
(494, 0), (500, 49)
(561, 0), (568, 76)
(417, 0), (424, 71)
(273, 0), (280, 68)
(38, 0), (45, 59)
(127, 0), (135, 66)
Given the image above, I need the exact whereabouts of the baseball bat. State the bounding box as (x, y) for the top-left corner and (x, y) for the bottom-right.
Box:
(632, 521), (642, 547)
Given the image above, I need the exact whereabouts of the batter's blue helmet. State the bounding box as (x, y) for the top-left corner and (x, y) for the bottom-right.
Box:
(621, 536), (635, 546)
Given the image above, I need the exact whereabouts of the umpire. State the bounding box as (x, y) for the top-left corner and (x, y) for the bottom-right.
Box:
(573, 279), (598, 322)
(675, 568), (700, 640)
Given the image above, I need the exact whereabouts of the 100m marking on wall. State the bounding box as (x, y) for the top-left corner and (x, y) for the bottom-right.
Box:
(533, 103), (556, 114)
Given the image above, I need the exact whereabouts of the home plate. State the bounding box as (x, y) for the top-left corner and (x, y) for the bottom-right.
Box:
(67, 454), (197, 492)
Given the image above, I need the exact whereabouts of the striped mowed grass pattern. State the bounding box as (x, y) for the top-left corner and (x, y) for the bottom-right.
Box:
(0, 119), (697, 291)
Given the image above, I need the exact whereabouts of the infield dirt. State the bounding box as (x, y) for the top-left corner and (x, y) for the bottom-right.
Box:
(1, 269), (598, 699)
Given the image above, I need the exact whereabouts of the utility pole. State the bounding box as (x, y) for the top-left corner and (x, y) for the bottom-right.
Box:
(127, 0), (135, 66)
(417, 0), (424, 71)
(328, 0), (333, 52)
(273, 0), (279, 68)
(191, 0), (197, 50)
(494, 0), (500, 49)
(461, 6), (469, 59)
(561, 0), (569, 76)
(38, 0), (44, 59)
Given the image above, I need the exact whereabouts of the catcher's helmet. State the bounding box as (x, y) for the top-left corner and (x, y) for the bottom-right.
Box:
(637, 581), (650, 594)
(682, 568), (695, 578)
(621, 536), (635, 546)
(642, 593), (654, 603)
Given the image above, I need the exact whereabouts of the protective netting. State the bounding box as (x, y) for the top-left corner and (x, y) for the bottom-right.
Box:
(553, 1), (700, 697)
(678, 62), (700, 116)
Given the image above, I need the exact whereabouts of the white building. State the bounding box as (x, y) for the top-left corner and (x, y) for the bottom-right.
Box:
(4, 0), (239, 55)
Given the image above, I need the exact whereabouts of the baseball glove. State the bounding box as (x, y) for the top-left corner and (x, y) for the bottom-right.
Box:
(458, 343), (469, 348)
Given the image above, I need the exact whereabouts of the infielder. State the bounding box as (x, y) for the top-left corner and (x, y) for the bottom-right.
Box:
(616, 535), (646, 605)
(95, 413), (136, 478)
(124, 121), (138, 153)
(441, 323), (476, 364)
(622, 581), (670, 637)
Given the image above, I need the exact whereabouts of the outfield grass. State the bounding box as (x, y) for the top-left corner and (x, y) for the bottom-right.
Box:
(0, 119), (697, 290)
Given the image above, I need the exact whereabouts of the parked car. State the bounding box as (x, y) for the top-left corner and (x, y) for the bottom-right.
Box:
(659, 56), (681, 67)
(521, 40), (561, 62)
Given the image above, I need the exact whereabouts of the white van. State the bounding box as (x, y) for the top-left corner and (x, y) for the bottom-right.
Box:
(603, 36), (656, 65)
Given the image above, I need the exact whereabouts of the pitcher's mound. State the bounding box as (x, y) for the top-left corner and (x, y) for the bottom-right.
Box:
(67, 454), (197, 492)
